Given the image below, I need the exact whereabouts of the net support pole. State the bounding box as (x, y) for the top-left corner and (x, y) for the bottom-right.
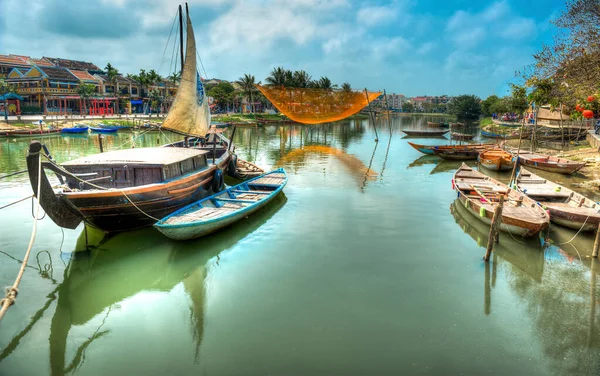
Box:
(364, 88), (379, 142)
(383, 89), (392, 135)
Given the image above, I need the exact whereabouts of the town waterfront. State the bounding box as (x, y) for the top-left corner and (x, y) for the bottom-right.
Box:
(0, 116), (599, 375)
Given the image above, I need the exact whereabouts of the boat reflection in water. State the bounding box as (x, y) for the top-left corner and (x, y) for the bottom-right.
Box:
(276, 145), (378, 186)
(406, 155), (439, 170)
(48, 193), (287, 376)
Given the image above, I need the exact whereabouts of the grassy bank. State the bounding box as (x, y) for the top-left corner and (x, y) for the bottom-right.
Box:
(479, 117), (494, 127)
(212, 113), (283, 123)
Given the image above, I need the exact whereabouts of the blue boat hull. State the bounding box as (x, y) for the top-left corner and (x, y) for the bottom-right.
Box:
(90, 127), (118, 133)
(154, 168), (287, 240)
(61, 127), (89, 134)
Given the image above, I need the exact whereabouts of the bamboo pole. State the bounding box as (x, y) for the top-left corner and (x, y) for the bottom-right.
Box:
(593, 222), (600, 258)
(508, 114), (527, 187)
(97, 134), (104, 153)
(484, 195), (504, 261)
(364, 88), (379, 142)
(383, 89), (392, 135)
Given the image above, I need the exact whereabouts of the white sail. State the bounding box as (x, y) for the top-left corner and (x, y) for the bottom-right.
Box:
(161, 12), (210, 137)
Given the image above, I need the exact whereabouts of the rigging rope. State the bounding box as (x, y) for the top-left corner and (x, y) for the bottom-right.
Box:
(0, 155), (43, 322)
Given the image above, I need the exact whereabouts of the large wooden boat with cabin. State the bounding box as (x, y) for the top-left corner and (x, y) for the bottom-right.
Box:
(478, 148), (514, 171)
(453, 163), (549, 237)
(25, 6), (234, 233)
(407, 141), (494, 155)
(512, 150), (585, 174)
(517, 168), (600, 231)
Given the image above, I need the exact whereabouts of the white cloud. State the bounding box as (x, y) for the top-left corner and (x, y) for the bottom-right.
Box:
(417, 42), (435, 55)
(357, 4), (397, 27)
(452, 27), (485, 48)
(481, 1), (510, 21)
(499, 18), (536, 39)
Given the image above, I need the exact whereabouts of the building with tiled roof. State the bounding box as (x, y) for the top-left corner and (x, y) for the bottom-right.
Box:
(0, 54), (31, 77)
(43, 56), (100, 72)
(70, 69), (99, 83)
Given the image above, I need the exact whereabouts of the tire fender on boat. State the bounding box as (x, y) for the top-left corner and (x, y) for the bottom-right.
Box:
(227, 154), (238, 176)
(212, 169), (225, 192)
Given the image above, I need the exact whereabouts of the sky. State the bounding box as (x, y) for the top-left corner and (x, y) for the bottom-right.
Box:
(0, 0), (566, 97)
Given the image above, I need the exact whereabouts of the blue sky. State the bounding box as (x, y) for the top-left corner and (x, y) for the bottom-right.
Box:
(0, 0), (564, 97)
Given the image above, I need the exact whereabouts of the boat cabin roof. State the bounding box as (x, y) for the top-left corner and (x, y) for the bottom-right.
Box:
(62, 147), (209, 166)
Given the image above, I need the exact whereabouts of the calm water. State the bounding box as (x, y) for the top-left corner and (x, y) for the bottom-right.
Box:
(0, 116), (598, 375)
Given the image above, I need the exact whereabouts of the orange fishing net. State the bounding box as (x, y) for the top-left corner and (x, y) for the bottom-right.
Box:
(256, 85), (382, 124)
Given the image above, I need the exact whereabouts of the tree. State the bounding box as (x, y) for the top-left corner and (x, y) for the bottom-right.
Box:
(292, 70), (311, 88)
(76, 83), (96, 115)
(105, 63), (119, 113)
(481, 95), (500, 116)
(403, 102), (414, 113)
(508, 84), (528, 115)
(0, 78), (16, 122)
(167, 71), (181, 85)
(237, 74), (256, 113)
(265, 67), (289, 86)
(317, 76), (337, 90)
(207, 82), (235, 112)
(447, 95), (482, 119)
(341, 82), (352, 92)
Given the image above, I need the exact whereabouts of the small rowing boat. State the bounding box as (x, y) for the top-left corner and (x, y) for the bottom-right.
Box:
(90, 127), (118, 133)
(230, 158), (266, 180)
(61, 126), (89, 134)
(433, 148), (482, 160)
(154, 168), (287, 240)
(453, 163), (549, 237)
(517, 168), (600, 231)
(478, 148), (514, 171)
(1, 128), (61, 138)
(451, 132), (474, 141)
(512, 150), (585, 174)
(407, 142), (495, 155)
(427, 121), (448, 127)
(402, 129), (448, 137)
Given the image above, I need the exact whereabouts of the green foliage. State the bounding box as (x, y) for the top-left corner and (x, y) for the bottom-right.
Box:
(207, 82), (235, 108)
(481, 95), (500, 116)
(508, 84), (528, 115)
(265, 66), (288, 86)
(341, 82), (352, 92)
(292, 71), (311, 88)
(76, 83), (96, 99)
(237, 73), (257, 112)
(21, 105), (42, 114)
(403, 102), (414, 112)
(447, 94), (482, 119)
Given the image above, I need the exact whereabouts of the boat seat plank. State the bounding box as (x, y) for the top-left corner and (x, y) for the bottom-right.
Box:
(215, 197), (261, 203)
(231, 189), (271, 195)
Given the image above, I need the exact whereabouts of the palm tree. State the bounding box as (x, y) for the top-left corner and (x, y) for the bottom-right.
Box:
(237, 73), (256, 113)
(147, 70), (163, 112)
(318, 76), (336, 90)
(341, 82), (352, 92)
(292, 70), (311, 88)
(265, 67), (288, 86)
(105, 63), (119, 113)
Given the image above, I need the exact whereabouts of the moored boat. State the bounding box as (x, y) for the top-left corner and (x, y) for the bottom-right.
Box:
(154, 168), (287, 240)
(230, 157), (266, 180)
(453, 163), (549, 237)
(90, 127), (118, 133)
(433, 148), (482, 160)
(512, 150), (585, 174)
(517, 168), (600, 231)
(25, 6), (235, 233)
(451, 132), (474, 141)
(407, 141), (495, 155)
(402, 129), (448, 137)
(1, 128), (61, 137)
(478, 148), (514, 171)
(61, 126), (89, 134)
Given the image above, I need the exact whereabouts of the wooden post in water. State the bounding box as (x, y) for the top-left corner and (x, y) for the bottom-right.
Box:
(592, 222), (600, 258)
(484, 195), (504, 262)
(364, 88), (379, 142)
(383, 89), (393, 135)
(97, 134), (104, 153)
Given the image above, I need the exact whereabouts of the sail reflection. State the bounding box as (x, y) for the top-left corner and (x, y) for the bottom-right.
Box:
(47, 194), (287, 375)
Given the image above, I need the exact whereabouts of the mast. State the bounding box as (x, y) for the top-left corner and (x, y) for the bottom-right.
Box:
(178, 5), (184, 74)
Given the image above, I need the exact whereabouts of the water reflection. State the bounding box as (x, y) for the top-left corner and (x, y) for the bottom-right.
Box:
(46, 194), (286, 376)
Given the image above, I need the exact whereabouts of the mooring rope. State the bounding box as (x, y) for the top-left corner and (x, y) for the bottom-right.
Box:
(0, 170), (27, 180)
(0, 195), (34, 211)
(555, 211), (594, 246)
(0, 155), (43, 322)
(119, 190), (159, 221)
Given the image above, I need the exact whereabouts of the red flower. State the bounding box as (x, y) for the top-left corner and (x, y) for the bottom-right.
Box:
(583, 109), (594, 119)
(588, 95), (595, 102)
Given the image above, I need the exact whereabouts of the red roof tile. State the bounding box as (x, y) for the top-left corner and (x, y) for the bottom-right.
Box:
(0, 54), (30, 66)
(70, 69), (98, 81)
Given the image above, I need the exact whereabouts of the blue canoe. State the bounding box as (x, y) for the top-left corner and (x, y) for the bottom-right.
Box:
(154, 168), (287, 240)
(61, 126), (89, 134)
(481, 130), (504, 138)
(90, 127), (118, 133)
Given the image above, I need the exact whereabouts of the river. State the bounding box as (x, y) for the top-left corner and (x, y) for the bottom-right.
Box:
(0, 116), (598, 375)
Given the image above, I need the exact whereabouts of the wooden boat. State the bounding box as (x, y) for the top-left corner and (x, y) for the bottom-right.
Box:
(478, 148), (514, 171)
(0, 128), (61, 137)
(407, 141), (495, 155)
(451, 132), (474, 141)
(433, 148), (482, 160)
(449, 122), (465, 127)
(402, 129), (448, 137)
(90, 127), (118, 133)
(512, 150), (585, 174)
(230, 157), (265, 180)
(517, 168), (600, 231)
(481, 130), (531, 139)
(453, 163), (549, 237)
(154, 169), (287, 240)
(61, 126), (89, 134)
(25, 7), (235, 233)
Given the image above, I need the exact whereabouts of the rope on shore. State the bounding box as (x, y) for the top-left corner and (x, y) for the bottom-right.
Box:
(0, 170), (27, 180)
(0, 155), (43, 322)
(0, 195), (33, 211)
